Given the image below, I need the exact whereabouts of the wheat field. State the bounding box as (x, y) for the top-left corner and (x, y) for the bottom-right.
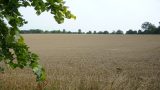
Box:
(0, 34), (160, 90)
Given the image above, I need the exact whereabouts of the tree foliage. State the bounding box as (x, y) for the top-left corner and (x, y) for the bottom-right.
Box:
(126, 29), (137, 34)
(126, 21), (160, 34)
(0, 0), (75, 82)
(141, 22), (157, 34)
(116, 30), (123, 34)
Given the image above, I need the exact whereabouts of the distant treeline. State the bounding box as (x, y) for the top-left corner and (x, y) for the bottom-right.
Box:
(20, 21), (160, 34)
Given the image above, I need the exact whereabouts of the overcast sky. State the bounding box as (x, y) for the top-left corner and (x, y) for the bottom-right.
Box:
(19, 0), (160, 32)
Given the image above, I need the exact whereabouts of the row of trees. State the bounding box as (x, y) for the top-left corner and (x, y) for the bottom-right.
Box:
(126, 22), (160, 34)
(20, 22), (160, 34)
(20, 29), (124, 34)
(21, 29), (78, 34)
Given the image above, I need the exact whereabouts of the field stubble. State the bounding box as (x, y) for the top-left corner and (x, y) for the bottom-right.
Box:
(0, 34), (160, 90)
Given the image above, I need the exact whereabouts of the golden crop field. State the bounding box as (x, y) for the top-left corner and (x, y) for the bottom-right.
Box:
(0, 34), (160, 90)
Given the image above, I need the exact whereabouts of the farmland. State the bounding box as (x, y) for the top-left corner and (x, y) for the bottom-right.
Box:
(0, 34), (160, 90)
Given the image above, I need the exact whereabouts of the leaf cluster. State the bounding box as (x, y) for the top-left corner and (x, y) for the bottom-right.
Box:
(0, 0), (75, 82)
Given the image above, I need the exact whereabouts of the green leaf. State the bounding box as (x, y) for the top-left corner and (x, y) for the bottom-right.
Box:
(23, 1), (30, 7)
(18, 36), (24, 44)
(9, 62), (18, 69)
(33, 65), (46, 81)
